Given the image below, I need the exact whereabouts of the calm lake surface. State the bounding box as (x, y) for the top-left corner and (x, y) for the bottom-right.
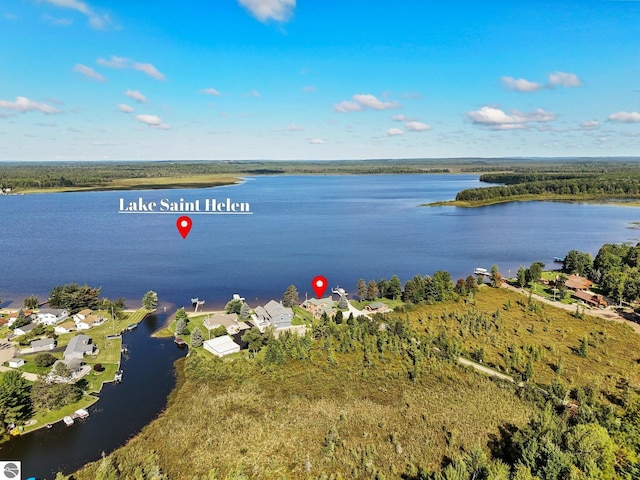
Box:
(1, 174), (640, 478)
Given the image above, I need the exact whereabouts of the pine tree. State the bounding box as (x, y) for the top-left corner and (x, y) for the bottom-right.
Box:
(142, 290), (158, 310)
(283, 285), (299, 307)
(356, 279), (367, 300)
(191, 327), (204, 348)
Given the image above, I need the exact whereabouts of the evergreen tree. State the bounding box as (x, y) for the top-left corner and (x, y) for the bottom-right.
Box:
(517, 266), (527, 288)
(366, 280), (379, 301)
(337, 295), (348, 310)
(191, 327), (204, 348)
(387, 275), (402, 300)
(175, 318), (187, 335)
(283, 285), (299, 307)
(356, 279), (367, 300)
(175, 307), (189, 324)
(0, 370), (32, 425)
(490, 265), (503, 288)
(239, 302), (252, 321)
(142, 290), (158, 310)
(23, 295), (39, 309)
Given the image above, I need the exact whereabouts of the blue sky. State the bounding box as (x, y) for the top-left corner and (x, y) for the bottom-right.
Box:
(2, 0), (640, 160)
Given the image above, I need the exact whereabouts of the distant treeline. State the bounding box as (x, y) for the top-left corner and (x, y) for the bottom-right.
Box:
(456, 173), (640, 202)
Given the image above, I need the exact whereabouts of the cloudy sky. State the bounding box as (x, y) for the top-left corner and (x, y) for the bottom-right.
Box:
(3, 0), (640, 160)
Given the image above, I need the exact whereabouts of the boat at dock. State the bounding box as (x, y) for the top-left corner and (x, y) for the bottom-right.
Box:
(174, 337), (186, 347)
(114, 369), (123, 382)
(125, 323), (139, 331)
(74, 409), (89, 420)
(63, 416), (74, 426)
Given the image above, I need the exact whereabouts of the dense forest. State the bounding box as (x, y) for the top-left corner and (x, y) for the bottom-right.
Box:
(3, 158), (640, 193)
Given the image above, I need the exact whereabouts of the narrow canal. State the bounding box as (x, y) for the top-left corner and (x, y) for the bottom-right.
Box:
(0, 311), (186, 480)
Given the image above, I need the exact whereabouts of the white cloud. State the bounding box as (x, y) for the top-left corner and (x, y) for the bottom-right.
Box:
(287, 124), (304, 131)
(501, 76), (544, 92)
(43, 14), (74, 26)
(247, 90), (261, 97)
(238, 0), (295, 23)
(200, 88), (221, 96)
(309, 138), (324, 144)
(467, 106), (556, 130)
(135, 114), (169, 129)
(353, 94), (400, 110)
(132, 63), (165, 81)
(386, 128), (404, 136)
(118, 103), (134, 113)
(334, 93), (401, 113)
(580, 120), (599, 130)
(548, 71), (581, 88)
(39, 0), (111, 29)
(0, 96), (59, 114)
(608, 111), (640, 123)
(405, 121), (432, 132)
(391, 114), (408, 122)
(73, 63), (106, 82)
(96, 56), (165, 80)
(125, 90), (148, 103)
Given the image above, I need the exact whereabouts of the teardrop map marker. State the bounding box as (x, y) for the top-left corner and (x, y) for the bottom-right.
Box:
(312, 275), (328, 298)
(176, 216), (193, 239)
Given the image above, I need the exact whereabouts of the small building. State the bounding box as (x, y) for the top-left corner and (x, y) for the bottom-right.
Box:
(14, 323), (37, 336)
(203, 335), (241, 357)
(573, 290), (608, 308)
(364, 302), (389, 313)
(565, 274), (593, 292)
(203, 312), (240, 335)
(8, 358), (25, 368)
(36, 308), (69, 326)
(64, 334), (95, 360)
(54, 320), (77, 334)
(30, 338), (56, 352)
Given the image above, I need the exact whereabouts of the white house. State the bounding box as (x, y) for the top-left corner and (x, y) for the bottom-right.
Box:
(36, 308), (69, 326)
(14, 323), (37, 336)
(8, 358), (24, 368)
(203, 335), (240, 357)
(30, 338), (56, 352)
(54, 320), (77, 334)
(76, 314), (106, 330)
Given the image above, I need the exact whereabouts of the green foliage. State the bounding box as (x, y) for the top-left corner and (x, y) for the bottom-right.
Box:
(225, 299), (243, 314)
(337, 295), (348, 310)
(357, 279), (367, 300)
(142, 290), (158, 310)
(34, 352), (57, 367)
(49, 283), (101, 313)
(241, 327), (265, 355)
(23, 295), (39, 309)
(210, 326), (227, 338)
(517, 267), (527, 288)
(175, 318), (187, 335)
(491, 265), (503, 288)
(175, 308), (189, 324)
(11, 309), (29, 329)
(563, 250), (593, 276)
(191, 327), (204, 348)
(0, 370), (32, 425)
(578, 336), (589, 358)
(283, 285), (299, 307)
(239, 302), (251, 321)
(31, 378), (82, 411)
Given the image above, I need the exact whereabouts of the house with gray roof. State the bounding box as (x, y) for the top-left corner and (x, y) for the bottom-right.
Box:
(14, 323), (37, 336)
(64, 334), (95, 360)
(31, 338), (56, 352)
(254, 300), (293, 329)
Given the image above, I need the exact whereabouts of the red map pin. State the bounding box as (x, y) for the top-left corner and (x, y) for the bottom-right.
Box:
(176, 216), (193, 239)
(312, 275), (328, 298)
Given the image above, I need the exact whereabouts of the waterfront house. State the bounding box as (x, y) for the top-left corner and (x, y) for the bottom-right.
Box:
(30, 338), (56, 352)
(8, 358), (24, 368)
(573, 290), (609, 308)
(36, 308), (69, 326)
(7, 310), (33, 327)
(54, 320), (77, 334)
(301, 297), (335, 318)
(76, 314), (106, 330)
(254, 300), (293, 330)
(203, 312), (240, 335)
(64, 334), (95, 360)
(565, 274), (593, 292)
(14, 323), (37, 336)
(203, 335), (241, 357)
(49, 359), (87, 382)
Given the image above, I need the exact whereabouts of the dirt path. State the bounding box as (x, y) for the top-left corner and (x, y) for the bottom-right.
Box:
(503, 283), (640, 334)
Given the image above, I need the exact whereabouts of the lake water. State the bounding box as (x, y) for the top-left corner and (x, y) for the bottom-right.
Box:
(1, 174), (640, 478)
(1, 174), (639, 307)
